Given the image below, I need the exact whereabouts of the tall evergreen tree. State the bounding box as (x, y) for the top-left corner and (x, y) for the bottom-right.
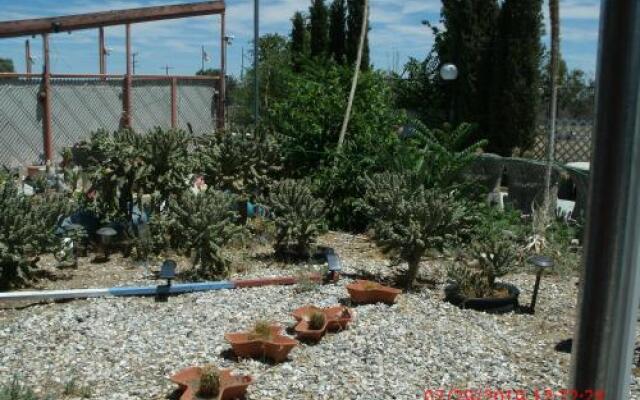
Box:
(291, 12), (307, 71)
(329, 0), (347, 64)
(346, 0), (369, 70)
(488, 0), (543, 155)
(309, 0), (329, 58)
(0, 58), (14, 73)
(435, 0), (499, 132)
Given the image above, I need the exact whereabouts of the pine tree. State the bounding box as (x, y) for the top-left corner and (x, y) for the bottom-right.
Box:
(435, 0), (499, 132)
(346, 0), (369, 70)
(291, 12), (307, 71)
(329, 0), (347, 64)
(488, 0), (543, 155)
(309, 0), (329, 58)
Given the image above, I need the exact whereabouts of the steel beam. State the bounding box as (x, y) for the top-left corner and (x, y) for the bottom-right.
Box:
(0, 1), (225, 39)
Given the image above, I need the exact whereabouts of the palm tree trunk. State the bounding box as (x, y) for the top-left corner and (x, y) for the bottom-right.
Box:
(336, 0), (369, 154)
(544, 0), (560, 216)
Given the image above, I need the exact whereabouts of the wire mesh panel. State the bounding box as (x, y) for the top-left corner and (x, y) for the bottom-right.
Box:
(132, 79), (172, 133)
(0, 78), (44, 167)
(177, 78), (217, 134)
(529, 118), (594, 163)
(50, 77), (123, 155)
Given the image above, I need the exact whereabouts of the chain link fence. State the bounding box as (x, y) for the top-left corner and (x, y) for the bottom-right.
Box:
(0, 75), (219, 168)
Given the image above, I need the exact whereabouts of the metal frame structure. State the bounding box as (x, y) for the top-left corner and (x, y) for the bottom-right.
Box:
(0, 1), (227, 163)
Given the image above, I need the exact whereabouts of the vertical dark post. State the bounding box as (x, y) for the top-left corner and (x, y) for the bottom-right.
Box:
(41, 33), (53, 164)
(218, 12), (226, 131)
(122, 23), (132, 129)
(253, 0), (259, 125)
(25, 39), (31, 74)
(171, 77), (178, 129)
(99, 27), (106, 75)
(570, 0), (640, 397)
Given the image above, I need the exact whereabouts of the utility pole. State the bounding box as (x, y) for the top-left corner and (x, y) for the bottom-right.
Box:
(161, 65), (174, 75)
(253, 0), (259, 125)
(241, 46), (244, 80)
(25, 39), (32, 74)
(99, 27), (106, 74)
(132, 52), (139, 75)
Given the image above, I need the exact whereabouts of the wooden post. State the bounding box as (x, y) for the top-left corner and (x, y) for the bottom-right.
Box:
(99, 26), (106, 75)
(122, 23), (132, 129)
(41, 33), (53, 163)
(171, 77), (178, 128)
(25, 39), (32, 74)
(218, 12), (226, 130)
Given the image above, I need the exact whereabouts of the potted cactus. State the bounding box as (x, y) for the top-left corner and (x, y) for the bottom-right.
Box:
(445, 230), (520, 313)
(346, 280), (402, 305)
(224, 321), (298, 363)
(292, 305), (353, 342)
(170, 364), (253, 400)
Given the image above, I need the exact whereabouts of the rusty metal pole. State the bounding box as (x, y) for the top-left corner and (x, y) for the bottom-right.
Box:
(171, 77), (178, 129)
(99, 26), (106, 75)
(123, 23), (132, 129)
(217, 12), (226, 131)
(41, 33), (53, 164)
(25, 39), (32, 74)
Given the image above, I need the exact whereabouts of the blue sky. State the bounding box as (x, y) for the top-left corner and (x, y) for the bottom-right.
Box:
(0, 0), (601, 78)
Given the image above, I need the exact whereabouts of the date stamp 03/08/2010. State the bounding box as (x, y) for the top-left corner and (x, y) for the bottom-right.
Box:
(422, 388), (606, 400)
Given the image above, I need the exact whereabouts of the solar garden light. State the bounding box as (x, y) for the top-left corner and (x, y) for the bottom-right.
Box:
(96, 226), (117, 261)
(324, 248), (342, 283)
(156, 259), (177, 302)
(527, 255), (554, 314)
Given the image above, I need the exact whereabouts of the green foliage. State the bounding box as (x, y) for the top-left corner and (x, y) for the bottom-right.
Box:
(434, 0), (499, 129)
(540, 52), (595, 119)
(169, 190), (245, 280)
(0, 377), (50, 400)
(309, 0), (329, 58)
(195, 131), (283, 200)
(470, 230), (518, 287)
(363, 172), (468, 289)
(249, 320), (274, 340)
(346, 0), (369, 70)
(0, 182), (70, 290)
(0, 58), (14, 73)
(198, 365), (220, 398)
(268, 179), (326, 259)
(488, 0), (543, 155)
(329, 0), (347, 64)
(291, 12), (308, 71)
(62, 377), (92, 398)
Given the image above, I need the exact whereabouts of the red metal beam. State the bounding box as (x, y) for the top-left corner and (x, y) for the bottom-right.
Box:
(0, 1), (226, 39)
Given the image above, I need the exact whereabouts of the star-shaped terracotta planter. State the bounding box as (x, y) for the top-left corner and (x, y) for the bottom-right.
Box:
(170, 366), (253, 400)
(292, 305), (354, 341)
(224, 324), (298, 363)
(346, 280), (402, 305)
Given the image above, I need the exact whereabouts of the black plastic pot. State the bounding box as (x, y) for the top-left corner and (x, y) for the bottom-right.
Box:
(444, 283), (520, 314)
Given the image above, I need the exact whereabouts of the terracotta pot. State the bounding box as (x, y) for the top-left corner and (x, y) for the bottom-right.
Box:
(346, 280), (402, 305)
(224, 324), (298, 363)
(293, 319), (329, 342)
(292, 305), (353, 333)
(170, 367), (253, 400)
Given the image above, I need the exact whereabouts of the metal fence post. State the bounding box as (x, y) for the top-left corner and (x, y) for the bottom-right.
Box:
(41, 33), (53, 163)
(171, 77), (178, 129)
(121, 23), (133, 129)
(217, 12), (226, 131)
(569, 0), (640, 397)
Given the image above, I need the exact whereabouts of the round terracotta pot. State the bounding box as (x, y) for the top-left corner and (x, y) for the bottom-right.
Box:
(346, 280), (402, 305)
(170, 367), (253, 400)
(444, 282), (520, 314)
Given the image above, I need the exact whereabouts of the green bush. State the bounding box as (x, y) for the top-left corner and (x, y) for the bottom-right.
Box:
(169, 190), (245, 280)
(0, 377), (49, 400)
(0, 182), (70, 290)
(363, 172), (468, 289)
(268, 179), (326, 259)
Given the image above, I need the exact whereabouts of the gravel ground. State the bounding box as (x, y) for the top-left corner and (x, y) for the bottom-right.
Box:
(1, 240), (639, 399)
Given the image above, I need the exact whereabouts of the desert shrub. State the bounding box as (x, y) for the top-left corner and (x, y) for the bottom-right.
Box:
(363, 172), (469, 289)
(0, 376), (51, 400)
(267, 180), (326, 259)
(169, 190), (245, 280)
(0, 182), (71, 290)
(195, 130), (283, 200)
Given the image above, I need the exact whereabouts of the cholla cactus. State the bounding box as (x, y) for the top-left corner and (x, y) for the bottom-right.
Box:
(309, 311), (326, 330)
(267, 179), (326, 259)
(198, 365), (221, 398)
(169, 190), (245, 280)
(363, 172), (468, 290)
(470, 232), (517, 288)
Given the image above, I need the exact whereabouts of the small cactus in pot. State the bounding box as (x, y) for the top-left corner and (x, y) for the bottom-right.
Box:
(197, 365), (220, 398)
